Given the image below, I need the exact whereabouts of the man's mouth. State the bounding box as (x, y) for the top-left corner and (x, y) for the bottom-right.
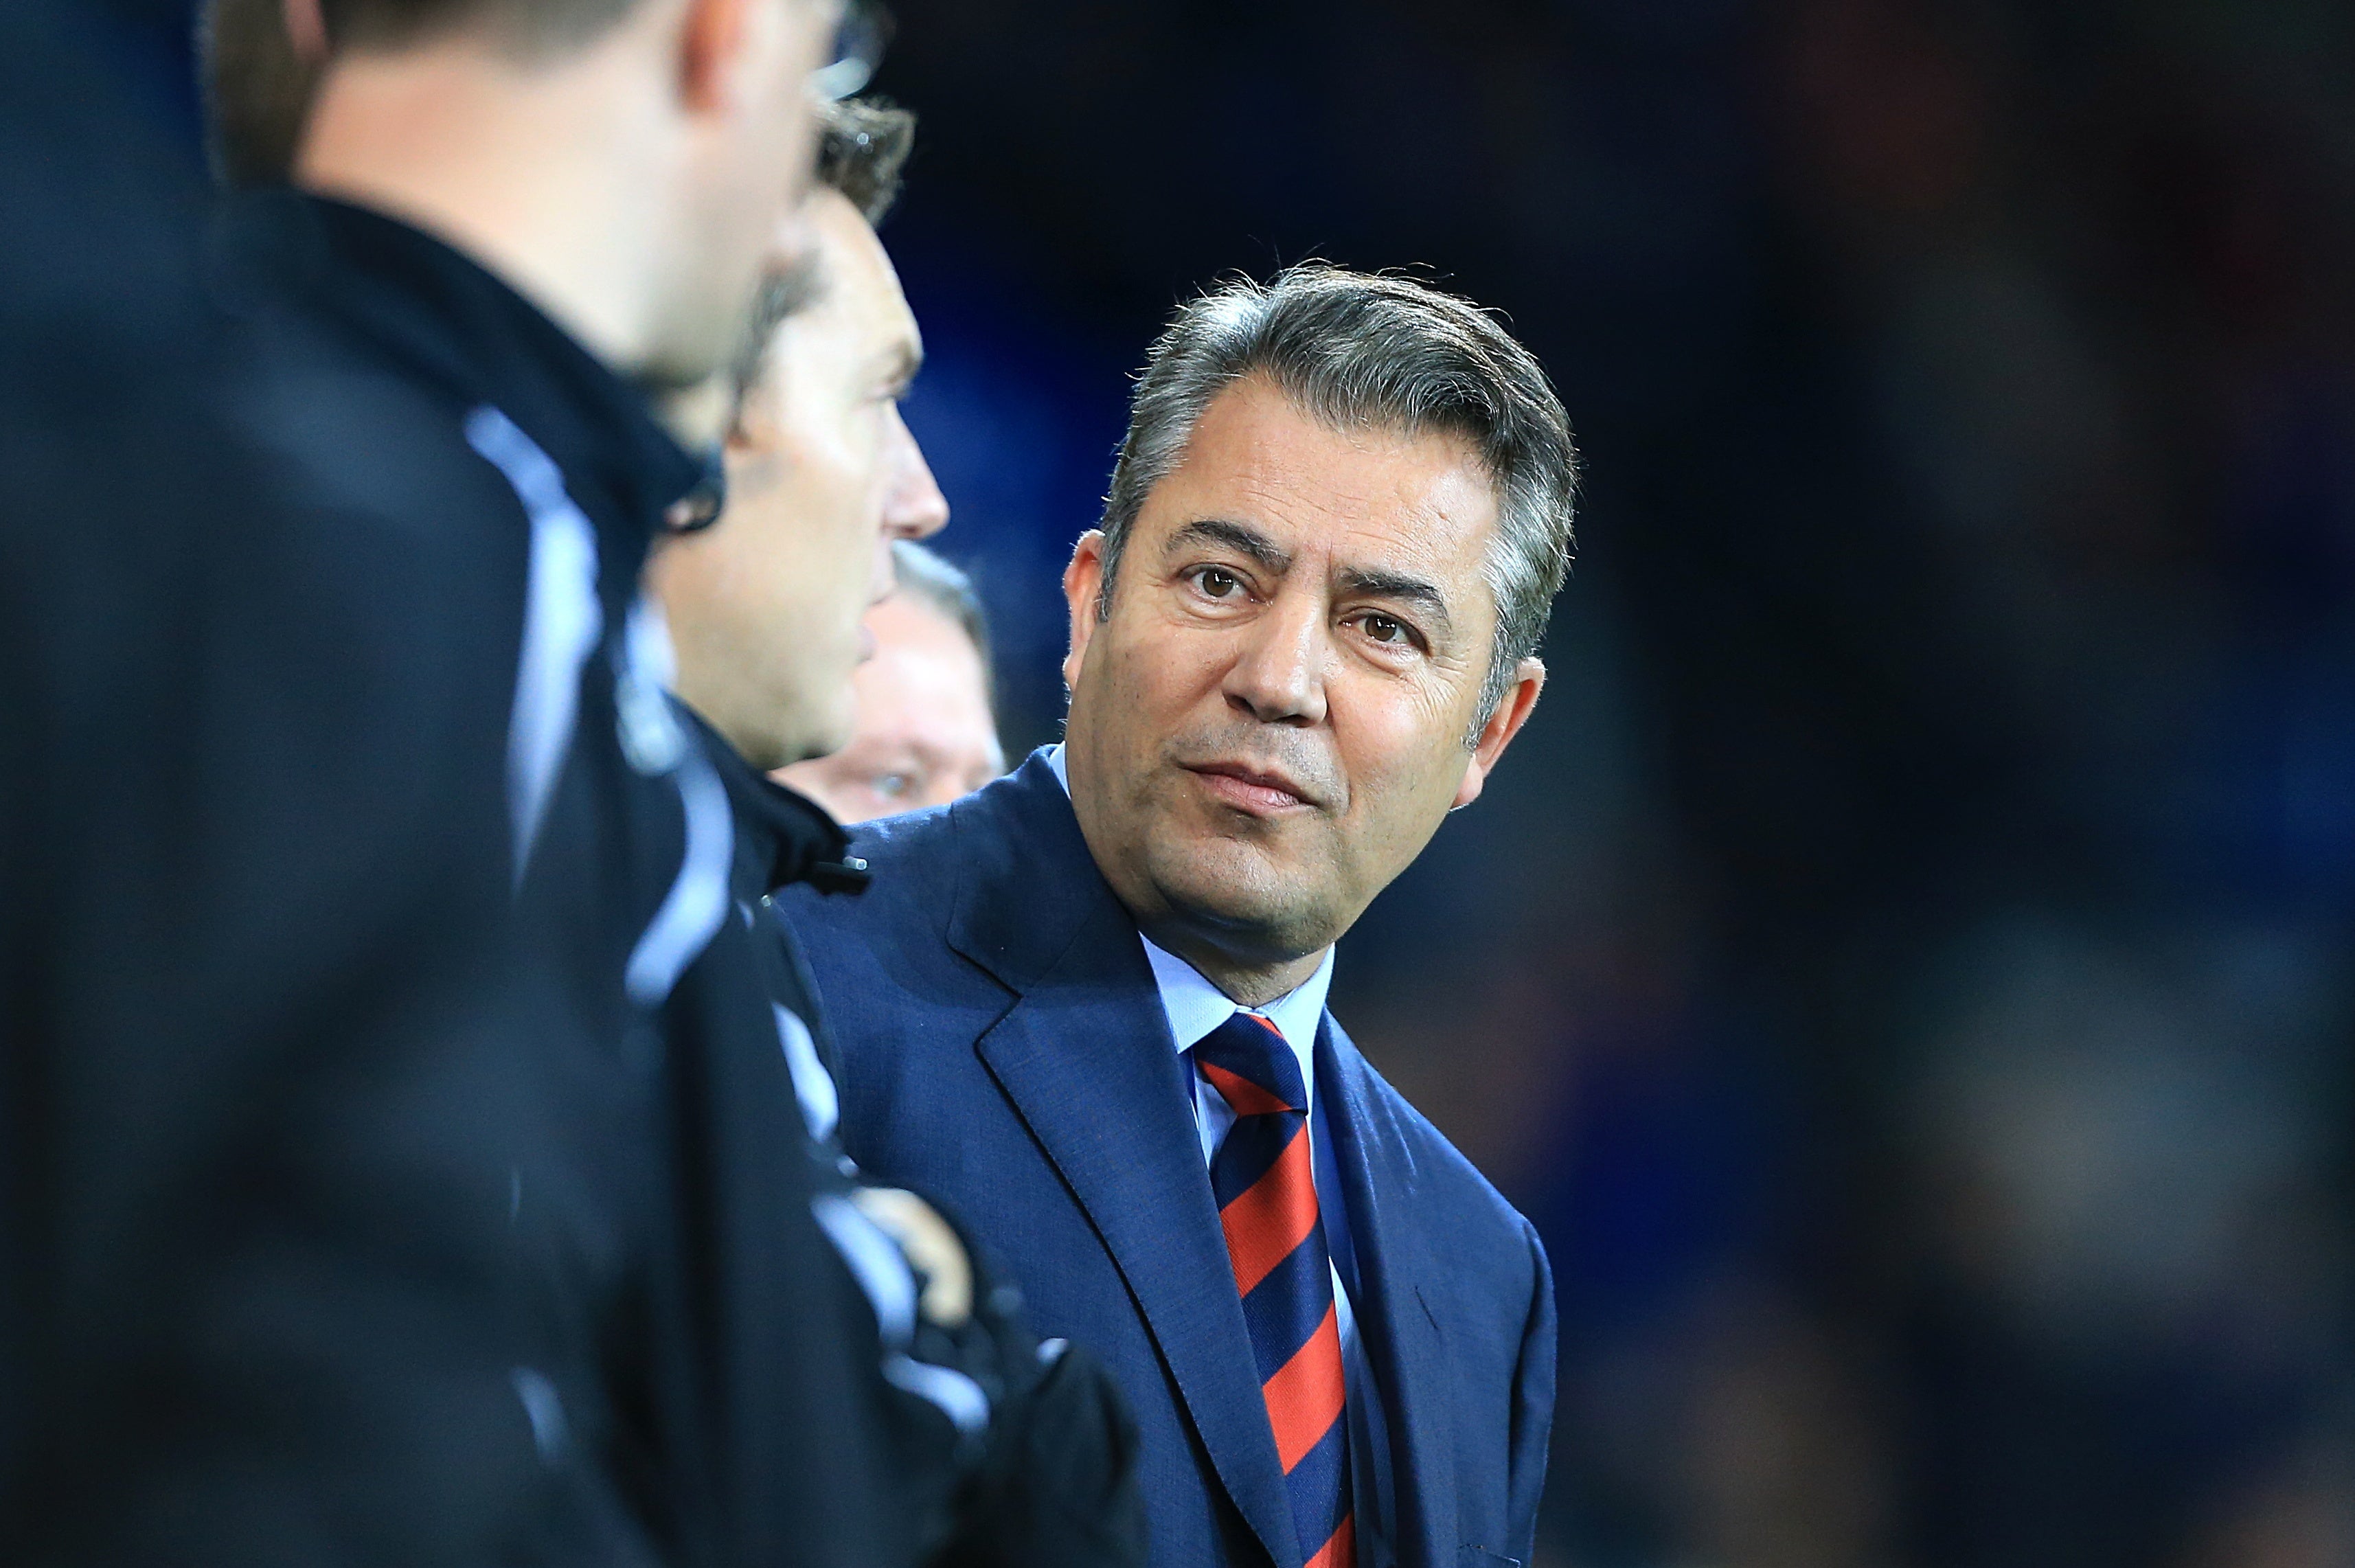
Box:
(1181, 761), (1320, 816)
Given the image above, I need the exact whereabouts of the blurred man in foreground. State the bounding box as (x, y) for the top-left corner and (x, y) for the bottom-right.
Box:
(776, 539), (1005, 822)
(203, 14), (1139, 1555)
(646, 99), (1146, 1567)
(3, 0), (887, 1563)
(783, 266), (1575, 1568)
(276, 9), (891, 1556)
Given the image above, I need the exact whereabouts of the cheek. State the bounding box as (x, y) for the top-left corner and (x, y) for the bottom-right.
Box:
(1329, 679), (1472, 830)
(677, 525), (783, 633)
(1098, 614), (1230, 717)
(772, 444), (880, 606)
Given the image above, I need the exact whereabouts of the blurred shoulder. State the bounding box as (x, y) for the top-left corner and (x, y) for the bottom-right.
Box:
(220, 317), (512, 555)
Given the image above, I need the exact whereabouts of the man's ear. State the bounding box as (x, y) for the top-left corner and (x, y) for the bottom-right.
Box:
(281, 0), (326, 65)
(1452, 656), (1545, 810)
(1062, 530), (1108, 692)
(660, 372), (738, 454)
(677, 0), (757, 115)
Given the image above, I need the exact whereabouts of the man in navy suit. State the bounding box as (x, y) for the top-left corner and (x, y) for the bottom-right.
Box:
(780, 264), (1578, 1568)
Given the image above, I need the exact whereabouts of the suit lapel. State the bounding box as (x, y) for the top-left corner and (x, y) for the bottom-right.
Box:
(1319, 1021), (1454, 1568)
(951, 758), (1300, 1568)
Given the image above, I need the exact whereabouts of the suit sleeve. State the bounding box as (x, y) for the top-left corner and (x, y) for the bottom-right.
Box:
(1503, 1217), (1559, 1567)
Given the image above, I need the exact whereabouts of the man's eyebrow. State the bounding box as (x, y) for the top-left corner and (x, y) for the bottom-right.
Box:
(731, 253), (828, 394)
(1338, 566), (1455, 638)
(876, 339), (922, 394)
(1165, 518), (1290, 571)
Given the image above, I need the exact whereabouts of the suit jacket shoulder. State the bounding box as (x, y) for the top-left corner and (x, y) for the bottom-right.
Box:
(777, 753), (1120, 1034)
(774, 764), (1100, 1181)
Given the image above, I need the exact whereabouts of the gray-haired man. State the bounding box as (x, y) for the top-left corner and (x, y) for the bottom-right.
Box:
(780, 264), (1576, 1568)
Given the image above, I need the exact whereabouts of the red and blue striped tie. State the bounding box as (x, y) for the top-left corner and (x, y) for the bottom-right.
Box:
(1194, 1011), (1355, 1568)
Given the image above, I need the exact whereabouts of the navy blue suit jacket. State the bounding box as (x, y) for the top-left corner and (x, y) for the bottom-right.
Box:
(778, 754), (1556, 1568)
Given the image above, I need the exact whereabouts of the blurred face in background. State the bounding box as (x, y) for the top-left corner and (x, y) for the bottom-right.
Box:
(1060, 375), (1543, 992)
(774, 589), (1003, 821)
(651, 185), (948, 770)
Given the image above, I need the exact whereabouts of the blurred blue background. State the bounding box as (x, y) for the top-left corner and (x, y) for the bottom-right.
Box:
(114, 1), (2355, 1561)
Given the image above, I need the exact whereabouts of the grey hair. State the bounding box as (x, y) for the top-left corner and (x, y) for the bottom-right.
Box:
(890, 540), (993, 690)
(1096, 263), (1578, 736)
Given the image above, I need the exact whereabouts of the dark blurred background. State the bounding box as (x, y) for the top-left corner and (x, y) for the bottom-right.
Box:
(119, 1), (2355, 1562)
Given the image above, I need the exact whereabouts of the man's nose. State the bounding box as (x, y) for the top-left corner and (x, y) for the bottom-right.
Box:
(1222, 592), (1328, 727)
(881, 406), (948, 542)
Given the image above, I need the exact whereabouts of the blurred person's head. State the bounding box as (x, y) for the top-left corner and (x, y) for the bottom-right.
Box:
(1061, 265), (1577, 1002)
(275, 0), (852, 416)
(649, 98), (948, 772)
(774, 541), (1002, 822)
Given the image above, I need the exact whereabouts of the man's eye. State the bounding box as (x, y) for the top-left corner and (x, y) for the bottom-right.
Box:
(1362, 613), (1409, 645)
(1194, 567), (1243, 600)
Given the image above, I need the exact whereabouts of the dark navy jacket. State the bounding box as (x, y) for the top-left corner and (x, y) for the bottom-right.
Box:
(777, 753), (1557, 1568)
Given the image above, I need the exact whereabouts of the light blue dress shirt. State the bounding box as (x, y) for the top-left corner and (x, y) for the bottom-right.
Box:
(1043, 745), (1395, 1552)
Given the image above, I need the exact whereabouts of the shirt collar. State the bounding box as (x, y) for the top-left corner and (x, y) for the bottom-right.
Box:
(1043, 744), (1336, 1074)
(1142, 935), (1334, 1076)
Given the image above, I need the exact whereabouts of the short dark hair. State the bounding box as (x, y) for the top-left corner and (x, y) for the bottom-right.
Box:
(199, 0), (323, 186)
(816, 96), (915, 228)
(729, 97), (917, 400)
(1097, 264), (1578, 734)
(890, 541), (991, 679)
(197, 0), (666, 184)
(317, 0), (641, 59)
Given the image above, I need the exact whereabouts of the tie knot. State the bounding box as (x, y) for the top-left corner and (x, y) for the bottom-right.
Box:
(1193, 1011), (1308, 1117)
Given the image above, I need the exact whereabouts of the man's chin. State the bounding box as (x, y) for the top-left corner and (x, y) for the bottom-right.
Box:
(1144, 839), (1336, 953)
(751, 655), (857, 763)
(713, 697), (849, 776)
(783, 710), (857, 773)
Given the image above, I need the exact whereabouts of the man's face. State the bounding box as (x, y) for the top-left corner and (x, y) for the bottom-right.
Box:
(650, 187), (948, 770)
(651, 0), (839, 385)
(773, 591), (1003, 822)
(1062, 374), (1543, 975)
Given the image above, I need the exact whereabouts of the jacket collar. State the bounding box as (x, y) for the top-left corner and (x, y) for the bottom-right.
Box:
(217, 190), (713, 611)
(678, 702), (869, 905)
(929, 751), (1104, 990)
